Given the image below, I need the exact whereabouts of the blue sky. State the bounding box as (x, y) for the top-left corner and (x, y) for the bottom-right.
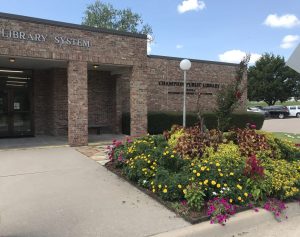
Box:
(1, 0), (300, 64)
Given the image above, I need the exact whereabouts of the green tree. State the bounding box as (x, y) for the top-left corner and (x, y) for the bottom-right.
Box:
(248, 53), (300, 105)
(82, 0), (153, 35)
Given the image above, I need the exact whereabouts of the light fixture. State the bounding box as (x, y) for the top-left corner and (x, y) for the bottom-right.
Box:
(93, 64), (99, 69)
(8, 76), (29, 80)
(6, 81), (27, 84)
(179, 59), (192, 128)
(0, 69), (24, 73)
(9, 58), (16, 63)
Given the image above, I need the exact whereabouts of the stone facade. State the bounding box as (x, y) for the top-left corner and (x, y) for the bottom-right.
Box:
(0, 13), (245, 146)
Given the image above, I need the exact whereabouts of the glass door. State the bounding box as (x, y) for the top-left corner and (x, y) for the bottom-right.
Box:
(0, 70), (33, 137)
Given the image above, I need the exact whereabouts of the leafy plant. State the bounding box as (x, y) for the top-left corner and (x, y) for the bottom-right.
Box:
(174, 126), (223, 160)
(215, 55), (250, 131)
(184, 183), (206, 211)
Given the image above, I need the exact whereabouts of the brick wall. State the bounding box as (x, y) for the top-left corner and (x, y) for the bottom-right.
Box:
(88, 71), (116, 133)
(146, 56), (246, 113)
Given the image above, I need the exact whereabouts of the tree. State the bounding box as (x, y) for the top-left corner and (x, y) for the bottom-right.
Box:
(214, 55), (250, 131)
(82, 0), (153, 36)
(248, 53), (300, 105)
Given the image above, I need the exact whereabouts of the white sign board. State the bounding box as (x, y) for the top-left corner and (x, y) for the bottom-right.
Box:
(286, 43), (300, 73)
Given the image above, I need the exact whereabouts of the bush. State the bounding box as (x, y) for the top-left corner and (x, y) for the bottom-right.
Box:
(122, 112), (265, 135)
(203, 112), (265, 131)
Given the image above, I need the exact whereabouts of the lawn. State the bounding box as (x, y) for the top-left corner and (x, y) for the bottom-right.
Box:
(272, 132), (300, 144)
(247, 101), (300, 107)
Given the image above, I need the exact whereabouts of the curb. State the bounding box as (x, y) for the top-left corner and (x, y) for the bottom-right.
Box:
(151, 202), (300, 237)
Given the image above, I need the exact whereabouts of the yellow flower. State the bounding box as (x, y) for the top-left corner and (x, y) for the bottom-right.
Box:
(206, 168), (210, 171)
(217, 184), (221, 188)
(229, 199), (233, 203)
(216, 163), (220, 167)
(218, 169), (221, 172)
(199, 182), (203, 185)
(244, 192), (248, 197)
(152, 189), (156, 193)
(201, 166), (205, 171)
(236, 184), (243, 190)
(238, 196), (242, 201)
(183, 189), (187, 194)
(193, 170), (197, 173)
(178, 184), (182, 189)
(171, 155), (175, 158)
(204, 180), (209, 185)
(211, 180), (216, 185)
(191, 163), (195, 166)
(224, 183), (228, 187)
(163, 188), (168, 193)
(230, 172), (234, 176)
(196, 173), (200, 177)
(219, 173), (224, 177)
(158, 184), (162, 189)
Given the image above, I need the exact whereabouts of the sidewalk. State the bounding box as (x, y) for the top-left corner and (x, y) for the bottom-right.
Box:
(0, 147), (189, 237)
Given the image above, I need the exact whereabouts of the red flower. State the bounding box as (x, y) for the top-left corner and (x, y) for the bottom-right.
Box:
(235, 91), (242, 99)
(250, 124), (256, 129)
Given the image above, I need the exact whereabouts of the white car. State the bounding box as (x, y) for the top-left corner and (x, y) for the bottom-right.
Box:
(287, 105), (300, 118)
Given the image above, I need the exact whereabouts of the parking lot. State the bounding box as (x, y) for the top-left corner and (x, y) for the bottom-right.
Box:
(262, 118), (300, 133)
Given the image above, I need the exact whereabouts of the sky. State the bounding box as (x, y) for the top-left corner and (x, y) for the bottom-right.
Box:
(0, 0), (300, 64)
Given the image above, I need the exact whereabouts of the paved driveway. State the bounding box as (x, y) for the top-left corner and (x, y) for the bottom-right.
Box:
(262, 118), (300, 133)
(0, 147), (189, 237)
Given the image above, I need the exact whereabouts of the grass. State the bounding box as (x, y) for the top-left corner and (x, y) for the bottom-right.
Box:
(272, 132), (300, 144)
(247, 101), (300, 107)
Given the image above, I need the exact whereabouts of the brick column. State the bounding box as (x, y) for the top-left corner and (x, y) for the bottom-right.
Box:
(68, 61), (88, 146)
(130, 66), (148, 136)
(114, 75), (124, 133)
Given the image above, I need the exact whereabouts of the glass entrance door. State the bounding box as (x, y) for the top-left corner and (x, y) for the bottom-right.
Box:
(0, 70), (33, 137)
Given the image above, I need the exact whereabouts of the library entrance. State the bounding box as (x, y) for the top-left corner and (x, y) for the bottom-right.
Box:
(0, 69), (33, 138)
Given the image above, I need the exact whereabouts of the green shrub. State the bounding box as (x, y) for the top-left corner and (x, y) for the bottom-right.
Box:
(122, 112), (265, 135)
(185, 183), (206, 211)
(154, 167), (190, 201)
(203, 112), (265, 131)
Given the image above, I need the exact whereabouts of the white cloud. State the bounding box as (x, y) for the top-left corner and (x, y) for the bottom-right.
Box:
(218, 50), (261, 64)
(147, 34), (154, 54)
(264, 14), (300, 28)
(177, 0), (205, 14)
(176, 44), (183, 49)
(280, 35), (300, 49)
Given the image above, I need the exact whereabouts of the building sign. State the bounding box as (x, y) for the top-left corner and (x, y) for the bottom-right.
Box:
(158, 80), (220, 95)
(0, 28), (91, 48)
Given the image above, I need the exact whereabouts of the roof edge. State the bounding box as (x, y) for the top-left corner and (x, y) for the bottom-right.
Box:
(148, 55), (239, 66)
(0, 12), (147, 39)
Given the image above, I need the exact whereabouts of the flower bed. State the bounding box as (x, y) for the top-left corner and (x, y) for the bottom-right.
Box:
(106, 126), (300, 224)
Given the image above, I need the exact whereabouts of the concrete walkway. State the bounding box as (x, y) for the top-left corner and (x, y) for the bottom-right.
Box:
(0, 147), (189, 237)
(262, 118), (300, 133)
(0, 134), (125, 150)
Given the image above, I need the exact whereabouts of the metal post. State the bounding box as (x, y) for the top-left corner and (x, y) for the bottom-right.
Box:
(183, 70), (186, 127)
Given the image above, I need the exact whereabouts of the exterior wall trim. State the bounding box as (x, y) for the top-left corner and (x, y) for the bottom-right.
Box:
(148, 55), (239, 67)
(0, 12), (147, 39)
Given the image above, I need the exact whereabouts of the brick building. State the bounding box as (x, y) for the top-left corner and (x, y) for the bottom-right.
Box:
(0, 12), (242, 146)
